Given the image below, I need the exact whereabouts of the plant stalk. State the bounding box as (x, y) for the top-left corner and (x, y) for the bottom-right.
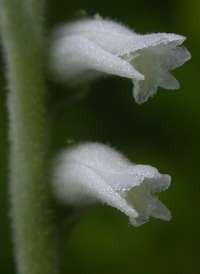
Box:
(0, 0), (58, 273)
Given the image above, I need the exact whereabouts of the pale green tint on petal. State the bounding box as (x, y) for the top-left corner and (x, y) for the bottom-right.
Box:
(128, 43), (191, 104)
(159, 72), (180, 89)
(124, 177), (171, 226)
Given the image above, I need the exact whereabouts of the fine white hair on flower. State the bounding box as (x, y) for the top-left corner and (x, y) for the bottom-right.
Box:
(51, 142), (171, 227)
(49, 17), (191, 104)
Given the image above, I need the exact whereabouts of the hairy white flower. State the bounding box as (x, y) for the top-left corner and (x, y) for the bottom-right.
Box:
(51, 143), (171, 226)
(49, 17), (191, 104)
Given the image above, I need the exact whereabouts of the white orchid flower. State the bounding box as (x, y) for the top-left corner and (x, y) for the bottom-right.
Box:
(49, 17), (191, 104)
(51, 143), (171, 227)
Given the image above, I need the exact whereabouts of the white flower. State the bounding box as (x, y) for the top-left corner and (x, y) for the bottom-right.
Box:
(51, 143), (171, 227)
(49, 17), (191, 104)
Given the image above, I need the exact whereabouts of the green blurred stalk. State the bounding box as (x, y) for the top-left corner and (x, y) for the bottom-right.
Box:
(0, 1), (58, 273)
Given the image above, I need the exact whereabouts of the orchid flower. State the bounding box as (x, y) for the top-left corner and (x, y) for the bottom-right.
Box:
(49, 17), (191, 104)
(51, 143), (171, 227)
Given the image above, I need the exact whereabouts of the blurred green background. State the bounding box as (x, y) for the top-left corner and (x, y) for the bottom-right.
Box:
(0, 0), (199, 273)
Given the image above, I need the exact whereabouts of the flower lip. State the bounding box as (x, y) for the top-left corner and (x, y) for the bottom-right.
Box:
(124, 174), (171, 226)
(51, 142), (171, 226)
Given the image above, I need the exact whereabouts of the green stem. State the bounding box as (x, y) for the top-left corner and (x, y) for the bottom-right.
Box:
(0, 1), (58, 273)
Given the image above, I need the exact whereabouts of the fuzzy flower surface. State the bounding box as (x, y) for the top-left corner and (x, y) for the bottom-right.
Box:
(49, 17), (191, 104)
(51, 143), (171, 226)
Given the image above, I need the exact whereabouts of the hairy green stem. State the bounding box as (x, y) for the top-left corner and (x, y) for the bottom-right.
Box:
(0, 1), (58, 273)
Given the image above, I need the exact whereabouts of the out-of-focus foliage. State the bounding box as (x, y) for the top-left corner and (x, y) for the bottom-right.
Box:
(0, 0), (199, 273)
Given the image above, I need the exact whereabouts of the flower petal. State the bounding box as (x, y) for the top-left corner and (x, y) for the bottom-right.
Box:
(162, 46), (191, 70)
(49, 34), (144, 85)
(150, 200), (171, 221)
(53, 160), (138, 218)
(159, 72), (180, 89)
(55, 19), (186, 55)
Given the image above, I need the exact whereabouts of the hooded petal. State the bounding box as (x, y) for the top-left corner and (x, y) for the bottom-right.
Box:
(54, 19), (186, 55)
(51, 143), (171, 227)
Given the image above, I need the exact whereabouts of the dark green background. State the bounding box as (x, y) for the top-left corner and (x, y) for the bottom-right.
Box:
(0, 0), (199, 273)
